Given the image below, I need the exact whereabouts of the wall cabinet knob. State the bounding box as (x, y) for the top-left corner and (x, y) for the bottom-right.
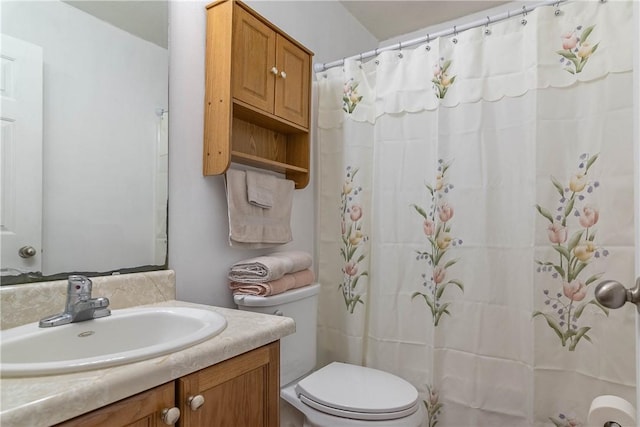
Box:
(270, 66), (278, 75)
(160, 407), (180, 425)
(187, 394), (205, 411)
(280, 71), (287, 79)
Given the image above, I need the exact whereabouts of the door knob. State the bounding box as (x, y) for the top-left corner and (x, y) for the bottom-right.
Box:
(270, 66), (279, 75)
(18, 246), (37, 258)
(280, 71), (287, 79)
(595, 277), (640, 313)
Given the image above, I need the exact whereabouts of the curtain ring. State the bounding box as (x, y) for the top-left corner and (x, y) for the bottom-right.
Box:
(484, 16), (492, 35)
(425, 34), (431, 51)
(452, 25), (458, 44)
(374, 48), (380, 65)
(398, 41), (403, 58)
(554, 2), (562, 16)
(521, 6), (528, 25)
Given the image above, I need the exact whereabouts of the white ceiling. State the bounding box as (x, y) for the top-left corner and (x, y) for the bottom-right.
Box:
(63, 1), (511, 51)
(340, 1), (510, 41)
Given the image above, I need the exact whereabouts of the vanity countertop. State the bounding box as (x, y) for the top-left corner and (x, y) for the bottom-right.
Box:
(0, 300), (295, 427)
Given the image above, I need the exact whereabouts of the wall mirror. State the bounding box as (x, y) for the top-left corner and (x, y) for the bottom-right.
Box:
(1, 0), (169, 285)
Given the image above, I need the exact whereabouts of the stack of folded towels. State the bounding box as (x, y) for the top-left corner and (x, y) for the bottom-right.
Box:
(228, 251), (314, 296)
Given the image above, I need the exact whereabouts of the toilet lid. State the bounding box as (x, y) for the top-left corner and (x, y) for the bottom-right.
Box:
(295, 362), (419, 421)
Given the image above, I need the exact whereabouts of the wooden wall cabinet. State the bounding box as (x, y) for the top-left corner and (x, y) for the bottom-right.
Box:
(204, 0), (313, 189)
(55, 342), (280, 427)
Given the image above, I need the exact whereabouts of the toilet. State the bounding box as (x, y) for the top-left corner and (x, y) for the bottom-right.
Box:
(234, 283), (426, 427)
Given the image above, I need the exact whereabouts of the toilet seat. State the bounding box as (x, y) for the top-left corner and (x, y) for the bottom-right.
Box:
(295, 362), (419, 421)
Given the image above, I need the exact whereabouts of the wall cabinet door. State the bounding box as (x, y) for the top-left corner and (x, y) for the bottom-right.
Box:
(177, 342), (280, 427)
(55, 382), (176, 427)
(232, 5), (275, 112)
(274, 35), (310, 128)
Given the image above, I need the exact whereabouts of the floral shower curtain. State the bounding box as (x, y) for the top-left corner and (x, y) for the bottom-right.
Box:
(316, 1), (636, 425)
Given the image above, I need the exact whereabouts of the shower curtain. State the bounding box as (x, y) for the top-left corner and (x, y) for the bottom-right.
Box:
(317, 1), (636, 425)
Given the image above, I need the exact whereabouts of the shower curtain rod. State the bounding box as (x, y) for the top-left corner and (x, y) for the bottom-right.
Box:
(314, 0), (572, 73)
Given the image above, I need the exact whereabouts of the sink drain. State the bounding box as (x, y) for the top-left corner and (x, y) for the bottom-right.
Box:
(77, 331), (95, 338)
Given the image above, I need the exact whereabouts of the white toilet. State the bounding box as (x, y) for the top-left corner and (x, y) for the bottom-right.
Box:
(234, 283), (426, 427)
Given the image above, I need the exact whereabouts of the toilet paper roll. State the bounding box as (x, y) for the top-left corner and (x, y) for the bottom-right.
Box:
(588, 395), (636, 427)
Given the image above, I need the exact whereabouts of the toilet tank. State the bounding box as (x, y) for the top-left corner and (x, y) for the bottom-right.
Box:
(233, 283), (320, 386)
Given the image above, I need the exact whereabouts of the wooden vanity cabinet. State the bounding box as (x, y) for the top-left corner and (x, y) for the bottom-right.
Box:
(204, 0), (313, 188)
(54, 342), (280, 427)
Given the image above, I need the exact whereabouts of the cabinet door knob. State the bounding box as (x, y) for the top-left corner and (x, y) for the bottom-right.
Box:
(270, 66), (278, 75)
(187, 394), (205, 411)
(160, 407), (181, 425)
(280, 71), (287, 79)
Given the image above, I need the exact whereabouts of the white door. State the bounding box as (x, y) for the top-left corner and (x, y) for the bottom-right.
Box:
(0, 34), (43, 276)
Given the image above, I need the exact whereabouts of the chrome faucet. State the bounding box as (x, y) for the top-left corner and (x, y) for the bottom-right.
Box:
(39, 275), (111, 328)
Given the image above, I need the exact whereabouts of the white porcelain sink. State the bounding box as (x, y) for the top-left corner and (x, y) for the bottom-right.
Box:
(0, 306), (227, 377)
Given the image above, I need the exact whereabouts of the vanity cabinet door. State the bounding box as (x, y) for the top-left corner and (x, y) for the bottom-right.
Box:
(177, 341), (280, 427)
(55, 382), (176, 427)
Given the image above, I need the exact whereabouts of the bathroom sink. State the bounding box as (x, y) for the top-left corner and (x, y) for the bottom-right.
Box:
(0, 306), (227, 377)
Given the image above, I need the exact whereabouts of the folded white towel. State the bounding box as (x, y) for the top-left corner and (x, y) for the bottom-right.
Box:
(228, 251), (313, 283)
(225, 169), (294, 248)
(246, 170), (276, 209)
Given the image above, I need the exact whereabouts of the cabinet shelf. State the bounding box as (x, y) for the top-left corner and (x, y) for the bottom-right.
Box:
(233, 100), (307, 134)
(231, 151), (308, 174)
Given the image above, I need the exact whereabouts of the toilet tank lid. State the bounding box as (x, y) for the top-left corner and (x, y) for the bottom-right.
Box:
(233, 283), (320, 307)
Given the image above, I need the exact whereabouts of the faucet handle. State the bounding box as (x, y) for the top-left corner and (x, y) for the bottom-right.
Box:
(68, 275), (92, 299)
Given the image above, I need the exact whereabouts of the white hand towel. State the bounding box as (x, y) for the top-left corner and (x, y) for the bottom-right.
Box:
(246, 170), (276, 209)
(225, 169), (293, 248)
